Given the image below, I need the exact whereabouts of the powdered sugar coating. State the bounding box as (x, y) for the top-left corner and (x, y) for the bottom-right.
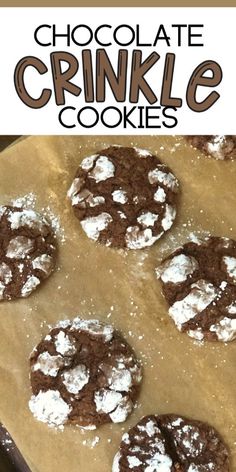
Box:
(32, 352), (65, 377)
(137, 212), (158, 228)
(32, 254), (54, 274)
(54, 331), (76, 356)
(70, 317), (114, 342)
(156, 254), (198, 284)
(62, 365), (90, 394)
(112, 190), (128, 204)
(68, 146), (179, 249)
(29, 390), (71, 428)
(154, 187), (166, 203)
(0, 205), (56, 300)
(209, 317), (236, 342)
(30, 317), (142, 429)
(169, 280), (217, 329)
(148, 168), (179, 192)
(0, 263), (12, 285)
(223, 256), (236, 282)
(158, 237), (236, 342)
(113, 414), (229, 472)
(125, 226), (163, 250)
(161, 205), (176, 231)
(6, 236), (34, 259)
(89, 155), (115, 182)
(81, 213), (113, 241)
(8, 209), (49, 231)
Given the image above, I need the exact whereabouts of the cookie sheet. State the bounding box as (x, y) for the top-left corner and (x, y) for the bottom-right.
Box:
(0, 135), (235, 472)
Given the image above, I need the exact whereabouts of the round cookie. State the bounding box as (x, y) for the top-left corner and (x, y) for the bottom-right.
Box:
(156, 236), (236, 342)
(0, 206), (56, 300)
(29, 317), (142, 429)
(68, 146), (179, 249)
(113, 414), (229, 472)
(186, 135), (236, 160)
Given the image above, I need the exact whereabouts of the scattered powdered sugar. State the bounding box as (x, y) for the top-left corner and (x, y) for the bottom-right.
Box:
(6, 236), (34, 259)
(94, 389), (123, 414)
(223, 256), (236, 282)
(148, 168), (178, 192)
(137, 212), (158, 228)
(11, 192), (36, 209)
(62, 365), (90, 394)
(29, 390), (71, 428)
(112, 190), (128, 204)
(70, 317), (114, 342)
(32, 254), (54, 274)
(32, 352), (65, 377)
(89, 156), (115, 183)
(81, 213), (113, 241)
(21, 276), (40, 297)
(169, 280), (218, 328)
(156, 254), (198, 284)
(210, 317), (236, 342)
(125, 226), (163, 250)
(162, 205), (176, 231)
(54, 331), (76, 356)
(154, 187), (166, 203)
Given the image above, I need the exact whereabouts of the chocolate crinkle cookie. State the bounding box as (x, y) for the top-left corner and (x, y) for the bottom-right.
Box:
(0, 206), (56, 300)
(68, 146), (179, 249)
(29, 317), (142, 429)
(113, 414), (229, 472)
(156, 236), (236, 342)
(186, 135), (236, 160)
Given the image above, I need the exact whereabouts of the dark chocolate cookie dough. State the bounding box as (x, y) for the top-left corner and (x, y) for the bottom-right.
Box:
(29, 317), (142, 429)
(186, 136), (236, 160)
(113, 414), (229, 472)
(156, 236), (236, 342)
(0, 206), (56, 300)
(68, 146), (179, 249)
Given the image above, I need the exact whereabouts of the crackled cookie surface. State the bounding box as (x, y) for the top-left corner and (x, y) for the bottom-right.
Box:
(68, 146), (179, 249)
(186, 135), (236, 160)
(0, 206), (56, 300)
(156, 236), (236, 342)
(113, 414), (229, 472)
(29, 317), (142, 429)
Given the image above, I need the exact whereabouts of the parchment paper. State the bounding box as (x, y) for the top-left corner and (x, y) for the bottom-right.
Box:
(0, 135), (235, 472)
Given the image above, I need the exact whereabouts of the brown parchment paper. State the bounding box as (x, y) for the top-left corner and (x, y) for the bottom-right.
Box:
(0, 135), (236, 472)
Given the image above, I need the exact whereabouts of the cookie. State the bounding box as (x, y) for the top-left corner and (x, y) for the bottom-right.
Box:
(29, 317), (142, 429)
(113, 414), (229, 472)
(156, 236), (236, 342)
(68, 146), (179, 249)
(186, 135), (236, 160)
(0, 206), (56, 300)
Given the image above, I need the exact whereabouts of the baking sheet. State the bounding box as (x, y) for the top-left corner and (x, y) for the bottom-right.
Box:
(0, 135), (235, 472)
